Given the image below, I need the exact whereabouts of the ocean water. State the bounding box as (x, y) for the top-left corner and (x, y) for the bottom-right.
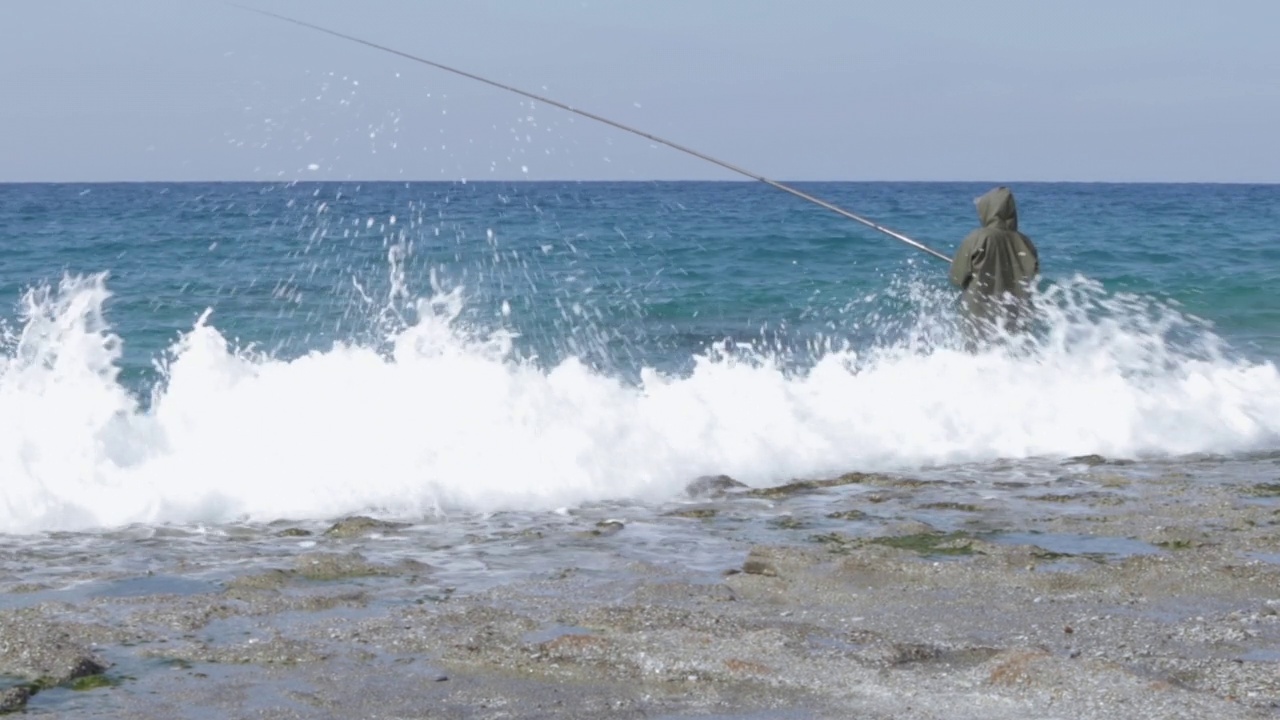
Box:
(1, 180), (1279, 536)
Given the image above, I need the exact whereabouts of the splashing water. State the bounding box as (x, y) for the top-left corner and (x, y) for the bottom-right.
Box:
(1, 268), (1278, 535)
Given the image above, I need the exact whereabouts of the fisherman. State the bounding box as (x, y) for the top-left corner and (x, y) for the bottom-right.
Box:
(949, 186), (1039, 342)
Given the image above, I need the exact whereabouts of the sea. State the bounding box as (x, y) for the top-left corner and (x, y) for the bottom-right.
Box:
(1, 180), (1279, 585)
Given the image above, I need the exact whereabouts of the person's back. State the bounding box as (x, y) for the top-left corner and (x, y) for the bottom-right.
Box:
(949, 186), (1039, 339)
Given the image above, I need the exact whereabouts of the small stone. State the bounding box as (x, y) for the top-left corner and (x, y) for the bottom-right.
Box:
(665, 507), (718, 519)
(590, 520), (625, 537)
(294, 552), (390, 580)
(224, 569), (292, 593)
(323, 516), (410, 538)
(0, 685), (32, 713)
(1065, 454), (1107, 466)
(741, 559), (777, 577)
(685, 474), (747, 498)
(62, 657), (108, 683)
(746, 473), (877, 499)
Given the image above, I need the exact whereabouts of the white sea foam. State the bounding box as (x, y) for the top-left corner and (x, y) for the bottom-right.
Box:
(2, 272), (1279, 534)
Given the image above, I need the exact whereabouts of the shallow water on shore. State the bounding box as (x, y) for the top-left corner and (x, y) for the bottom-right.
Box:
(4, 450), (1277, 611)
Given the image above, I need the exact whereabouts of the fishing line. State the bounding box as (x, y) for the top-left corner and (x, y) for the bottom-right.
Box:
(224, 2), (951, 263)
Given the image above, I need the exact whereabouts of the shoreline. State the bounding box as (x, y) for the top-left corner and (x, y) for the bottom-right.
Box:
(3, 460), (1280, 718)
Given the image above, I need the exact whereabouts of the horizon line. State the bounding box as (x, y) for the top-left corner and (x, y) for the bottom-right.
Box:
(2, 178), (1277, 186)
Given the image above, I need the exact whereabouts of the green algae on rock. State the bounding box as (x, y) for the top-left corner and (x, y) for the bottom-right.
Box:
(294, 552), (394, 581)
(323, 516), (412, 538)
(869, 532), (981, 557)
(746, 472), (884, 499)
(684, 475), (748, 498)
(664, 507), (718, 519)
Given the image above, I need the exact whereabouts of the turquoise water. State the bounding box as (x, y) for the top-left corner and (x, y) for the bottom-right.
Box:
(5, 182), (1277, 381)
(1, 180), (1278, 533)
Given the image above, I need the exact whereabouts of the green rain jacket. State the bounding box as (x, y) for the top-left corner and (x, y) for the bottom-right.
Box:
(949, 186), (1039, 329)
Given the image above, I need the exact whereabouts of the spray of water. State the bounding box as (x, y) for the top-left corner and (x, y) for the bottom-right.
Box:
(2, 267), (1278, 535)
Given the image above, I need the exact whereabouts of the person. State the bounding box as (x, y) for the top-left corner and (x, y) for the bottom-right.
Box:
(949, 186), (1039, 341)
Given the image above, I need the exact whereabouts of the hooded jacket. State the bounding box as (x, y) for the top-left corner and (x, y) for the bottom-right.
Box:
(949, 186), (1039, 326)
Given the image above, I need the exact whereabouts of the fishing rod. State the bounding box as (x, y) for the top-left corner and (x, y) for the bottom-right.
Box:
(224, 3), (951, 263)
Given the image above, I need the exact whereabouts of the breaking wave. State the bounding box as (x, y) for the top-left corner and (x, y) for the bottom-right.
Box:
(2, 269), (1278, 534)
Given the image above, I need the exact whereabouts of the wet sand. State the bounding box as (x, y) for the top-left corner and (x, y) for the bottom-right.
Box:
(4, 458), (1280, 718)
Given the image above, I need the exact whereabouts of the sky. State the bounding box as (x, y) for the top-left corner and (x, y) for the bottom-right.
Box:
(2, 0), (1277, 183)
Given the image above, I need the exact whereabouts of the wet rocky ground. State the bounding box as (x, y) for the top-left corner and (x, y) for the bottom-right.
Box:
(3, 454), (1280, 717)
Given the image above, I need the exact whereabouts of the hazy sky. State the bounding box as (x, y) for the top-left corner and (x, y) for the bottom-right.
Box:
(3, 1), (1277, 183)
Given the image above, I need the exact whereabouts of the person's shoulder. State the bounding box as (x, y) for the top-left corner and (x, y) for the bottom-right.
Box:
(954, 228), (985, 255)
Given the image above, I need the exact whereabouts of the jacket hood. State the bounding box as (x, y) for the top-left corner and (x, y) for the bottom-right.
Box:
(976, 186), (1017, 230)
